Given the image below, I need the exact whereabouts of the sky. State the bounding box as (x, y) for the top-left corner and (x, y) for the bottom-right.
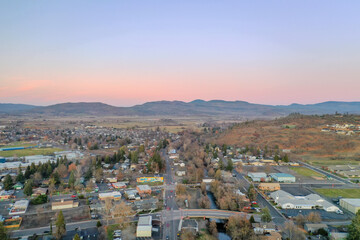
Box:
(0, 1), (359, 106)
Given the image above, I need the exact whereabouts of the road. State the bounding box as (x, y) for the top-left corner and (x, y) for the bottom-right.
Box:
(11, 219), (98, 238)
(161, 149), (180, 240)
(233, 170), (286, 225)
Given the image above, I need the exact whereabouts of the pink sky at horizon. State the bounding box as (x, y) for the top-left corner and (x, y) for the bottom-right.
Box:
(1, 1), (360, 106)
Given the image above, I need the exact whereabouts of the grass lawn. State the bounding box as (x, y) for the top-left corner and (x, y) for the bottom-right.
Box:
(0, 142), (37, 148)
(290, 167), (324, 178)
(314, 188), (360, 198)
(106, 224), (120, 240)
(0, 147), (63, 157)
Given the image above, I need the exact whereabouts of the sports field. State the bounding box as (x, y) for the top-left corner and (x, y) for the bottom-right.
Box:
(314, 188), (360, 198)
(290, 167), (324, 178)
(0, 147), (63, 157)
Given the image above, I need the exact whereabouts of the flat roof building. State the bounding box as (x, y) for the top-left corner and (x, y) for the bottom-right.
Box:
(270, 190), (339, 212)
(270, 173), (296, 183)
(99, 191), (121, 201)
(247, 172), (270, 182)
(340, 198), (360, 214)
(9, 200), (29, 215)
(136, 215), (152, 238)
(52, 199), (79, 211)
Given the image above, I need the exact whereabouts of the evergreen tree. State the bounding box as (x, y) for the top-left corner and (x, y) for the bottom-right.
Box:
(25, 166), (31, 179)
(347, 210), (360, 240)
(23, 180), (33, 196)
(0, 222), (8, 240)
(261, 207), (272, 223)
(69, 171), (75, 189)
(249, 215), (256, 224)
(131, 151), (139, 164)
(3, 174), (13, 191)
(282, 154), (289, 163)
(96, 220), (102, 228)
(274, 155), (279, 163)
(54, 210), (66, 239)
(247, 184), (257, 202)
(16, 166), (25, 184)
(226, 158), (233, 172)
(73, 234), (80, 240)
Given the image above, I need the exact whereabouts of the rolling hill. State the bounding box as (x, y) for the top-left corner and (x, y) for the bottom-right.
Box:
(0, 100), (359, 117)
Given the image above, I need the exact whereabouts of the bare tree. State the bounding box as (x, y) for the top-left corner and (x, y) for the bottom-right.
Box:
(306, 212), (322, 223)
(112, 201), (135, 227)
(281, 221), (306, 240)
(209, 220), (218, 237)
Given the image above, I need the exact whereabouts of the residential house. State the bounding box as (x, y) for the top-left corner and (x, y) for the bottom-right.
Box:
(304, 223), (328, 233)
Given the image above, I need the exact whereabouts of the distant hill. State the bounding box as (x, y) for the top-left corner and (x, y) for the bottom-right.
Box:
(0, 103), (36, 113)
(1, 100), (360, 117)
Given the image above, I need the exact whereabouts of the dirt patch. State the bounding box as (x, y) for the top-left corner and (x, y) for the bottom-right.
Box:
(176, 188), (201, 209)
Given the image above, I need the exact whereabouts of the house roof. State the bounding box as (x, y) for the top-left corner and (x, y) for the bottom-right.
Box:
(270, 173), (295, 178)
(270, 190), (339, 211)
(137, 185), (151, 191)
(138, 215), (152, 226)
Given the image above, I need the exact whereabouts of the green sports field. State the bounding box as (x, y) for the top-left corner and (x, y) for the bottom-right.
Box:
(314, 188), (360, 198)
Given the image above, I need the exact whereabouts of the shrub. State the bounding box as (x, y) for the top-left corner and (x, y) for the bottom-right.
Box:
(31, 195), (48, 205)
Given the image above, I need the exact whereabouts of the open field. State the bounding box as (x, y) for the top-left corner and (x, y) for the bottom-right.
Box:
(0, 142), (37, 148)
(0, 147), (63, 157)
(314, 188), (360, 198)
(290, 167), (324, 178)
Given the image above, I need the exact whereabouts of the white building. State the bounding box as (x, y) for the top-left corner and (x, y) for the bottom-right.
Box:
(9, 200), (29, 215)
(136, 215), (152, 237)
(340, 198), (360, 214)
(270, 190), (339, 212)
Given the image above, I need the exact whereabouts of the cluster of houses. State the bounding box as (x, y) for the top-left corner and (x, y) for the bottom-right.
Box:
(169, 149), (187, 177)
(248, 172), (296, 183)
(321, 123), (360, 135)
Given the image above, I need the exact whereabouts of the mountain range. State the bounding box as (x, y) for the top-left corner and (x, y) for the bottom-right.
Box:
(0, 100), (359, 117)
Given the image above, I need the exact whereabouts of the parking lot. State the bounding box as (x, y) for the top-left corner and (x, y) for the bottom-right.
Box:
(281, 209), (351, 221)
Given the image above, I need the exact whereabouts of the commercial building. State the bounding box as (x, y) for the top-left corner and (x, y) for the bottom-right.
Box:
(270, 190), (339, 212)
(340, 198), (360, 214)
(330, 232), (348, 240)
(136, 215), (152, 238)
(137, 177), (163, 183)
(136, 185), (152, 195)
(99, 191), (121, 201)
(112, 182), (126, 189)
(269, 173), (296, 183)
(9, 200), (29, 215)
(51, 199), (79, 210)
(258, 183), (281, 191)
(247, 172), (270, 182)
